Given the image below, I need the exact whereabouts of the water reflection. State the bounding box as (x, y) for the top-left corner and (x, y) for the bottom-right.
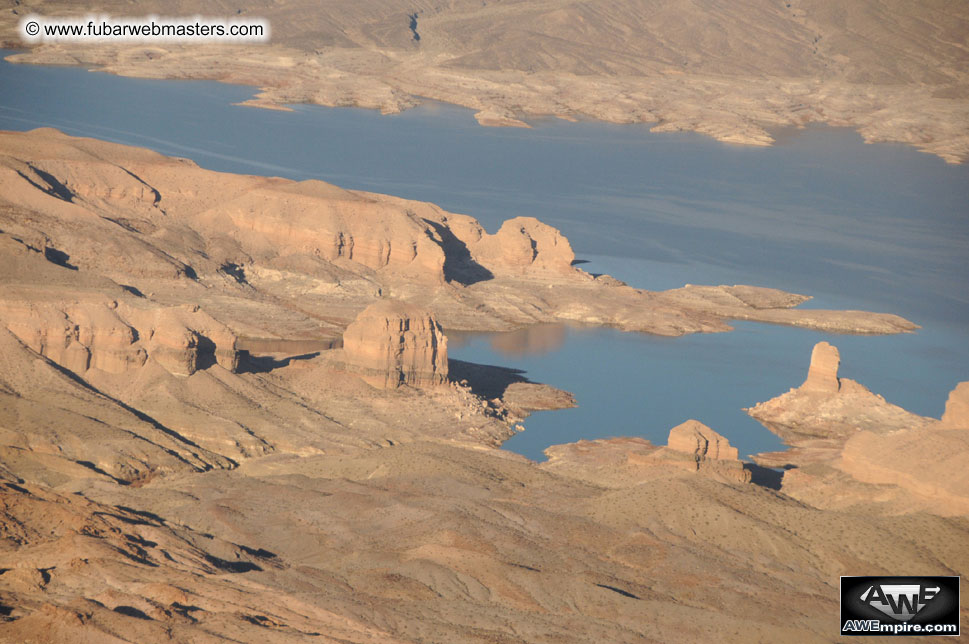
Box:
(449, 323), (567, 357)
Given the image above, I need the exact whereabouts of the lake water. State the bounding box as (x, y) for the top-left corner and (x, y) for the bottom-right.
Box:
(2, 52), (967, 460)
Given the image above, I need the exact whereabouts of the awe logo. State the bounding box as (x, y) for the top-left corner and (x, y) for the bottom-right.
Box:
(841, 576), (960, 637)
(860, 583), (941, 622)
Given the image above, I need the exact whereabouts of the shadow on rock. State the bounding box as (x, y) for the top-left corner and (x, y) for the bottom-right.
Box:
(424, 219), (493, 285)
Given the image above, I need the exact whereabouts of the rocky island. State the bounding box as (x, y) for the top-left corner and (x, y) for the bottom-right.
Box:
(0, 127), (966, 642)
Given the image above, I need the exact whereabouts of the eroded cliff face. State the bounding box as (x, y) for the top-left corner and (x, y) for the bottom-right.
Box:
(471, 216), (578, 278)
(340, 300), (448, 388)
(941, 381), (969, 429)
(0, 296), (239, 378)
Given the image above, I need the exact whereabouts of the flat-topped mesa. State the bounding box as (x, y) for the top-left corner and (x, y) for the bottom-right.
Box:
(208, 187), (449, 283)
(801, 341), (841, 393)
(942, 382), (969, 429)
(342, 300), (448, 389)
(471, 217), (578, 278)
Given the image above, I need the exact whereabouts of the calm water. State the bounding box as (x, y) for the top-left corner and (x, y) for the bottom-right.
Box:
(2, 52), (967, 460)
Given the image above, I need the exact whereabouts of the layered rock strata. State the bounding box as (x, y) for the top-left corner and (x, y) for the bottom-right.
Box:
(0, 297), (239, 378)
(340, 300), (448, 389)
(0, 132), (965, 642)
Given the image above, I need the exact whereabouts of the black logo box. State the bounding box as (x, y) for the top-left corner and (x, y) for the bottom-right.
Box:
(841, 576), (960, 637)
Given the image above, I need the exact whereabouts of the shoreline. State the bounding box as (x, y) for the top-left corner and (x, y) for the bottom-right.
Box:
(3, 44), (966, 165)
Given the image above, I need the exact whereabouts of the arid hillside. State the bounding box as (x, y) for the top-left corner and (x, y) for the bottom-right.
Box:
(3, 0), (968, 160)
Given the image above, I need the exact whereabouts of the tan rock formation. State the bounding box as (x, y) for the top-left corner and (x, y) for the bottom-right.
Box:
(0, 131), (966, 643)
(749, 343), (969, 517)
(472, 216), (577, 277)
(341, 300), (448, 388)
(667, 419), (740, 461)
(543, 421), (750, 486)
(941, 381), (969, 428)
(0, 296), (238, 378)
(124, 305), (240, 376)
(838, 427), (969, 517)
(801, 341), (841, 393)
(2, 300), (147, 375)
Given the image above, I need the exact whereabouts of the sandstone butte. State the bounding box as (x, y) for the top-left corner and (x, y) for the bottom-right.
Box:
(3, 1), (968, 163)
(0, 128), (966, 643)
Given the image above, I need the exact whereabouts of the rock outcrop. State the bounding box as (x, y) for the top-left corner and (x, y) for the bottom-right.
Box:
(666, 419), (740, 462)
(942, 381), (969, 428)
(134, 305), (241, 376)
(749, 345), (969, 517)
(341, 300), (448, 388)
(0, 129), (919, 339)
(801, 341), (840, 393)
(543, 420), (750, 486)
(747, 342), (927, 448)
(1, 300), (144, 375)
(472, 216), (577, 278)
(0, 297), (239, 378)
(0, 130), (966, 643)
(838, 426), (969, 516)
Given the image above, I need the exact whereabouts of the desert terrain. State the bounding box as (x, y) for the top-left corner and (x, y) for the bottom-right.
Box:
(0, 128), (967, 642)
(3, 0), (969, 162)
(2, 1), (968, 639)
